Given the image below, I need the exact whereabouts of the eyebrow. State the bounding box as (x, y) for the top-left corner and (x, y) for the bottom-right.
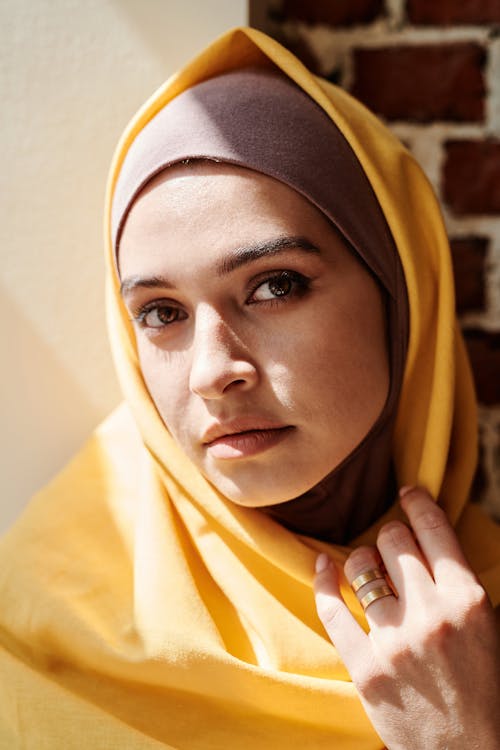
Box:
(119, 235), (320, 297)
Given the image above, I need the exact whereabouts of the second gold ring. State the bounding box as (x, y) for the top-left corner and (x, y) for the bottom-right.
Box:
(359, 584), (394, 611)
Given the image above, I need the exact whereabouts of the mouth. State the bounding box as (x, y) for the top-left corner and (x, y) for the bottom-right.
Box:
(202, 421), (295, 459)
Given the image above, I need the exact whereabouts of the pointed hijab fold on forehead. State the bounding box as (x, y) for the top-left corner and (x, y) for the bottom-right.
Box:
(111, 66), (409, 543)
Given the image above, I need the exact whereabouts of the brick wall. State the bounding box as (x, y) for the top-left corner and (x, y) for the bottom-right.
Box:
(250, 0), (500, 519)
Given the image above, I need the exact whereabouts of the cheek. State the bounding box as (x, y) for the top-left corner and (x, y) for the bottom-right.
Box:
(264, 293), (388, 427)
(267, 339), (379, 419)
(137, 341), (191, 433)
(272, 298), (387, 385)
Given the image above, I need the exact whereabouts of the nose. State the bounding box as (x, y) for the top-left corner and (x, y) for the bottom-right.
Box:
(188, 306), (259, 399)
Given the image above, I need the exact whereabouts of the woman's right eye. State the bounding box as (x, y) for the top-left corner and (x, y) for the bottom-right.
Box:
(134, 304), (186, 329)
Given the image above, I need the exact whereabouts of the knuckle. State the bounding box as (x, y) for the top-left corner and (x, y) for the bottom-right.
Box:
(462, 582), (491, 622)
(419, 585), (492, 649)
(445, 580), (491, 621)
(469, 581), (489, 608)
(377, 520), (411, 550)
(412, 505), (447, 533)
(344, 545), (378, 579)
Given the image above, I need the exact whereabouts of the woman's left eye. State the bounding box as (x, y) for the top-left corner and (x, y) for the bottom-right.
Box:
(248, 271), (309, 303)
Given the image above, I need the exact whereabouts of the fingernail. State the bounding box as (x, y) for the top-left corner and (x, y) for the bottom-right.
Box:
(399, 485), (417, 499)
(315, 553), (330, 574)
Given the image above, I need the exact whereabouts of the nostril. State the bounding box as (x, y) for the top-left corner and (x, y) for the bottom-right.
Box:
(224, 378), (246, 391)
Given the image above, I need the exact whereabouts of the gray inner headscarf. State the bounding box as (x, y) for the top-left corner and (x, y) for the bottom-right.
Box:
(112, 67), (409, 543)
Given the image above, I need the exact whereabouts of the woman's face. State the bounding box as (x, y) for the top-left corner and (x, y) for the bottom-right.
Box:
(119, 163), (389, 506)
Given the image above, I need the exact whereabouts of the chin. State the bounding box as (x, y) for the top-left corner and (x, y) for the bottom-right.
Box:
(206, 469), (318, 508)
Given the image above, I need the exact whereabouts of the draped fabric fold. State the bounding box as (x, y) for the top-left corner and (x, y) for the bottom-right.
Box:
(1, 26), (499, 749)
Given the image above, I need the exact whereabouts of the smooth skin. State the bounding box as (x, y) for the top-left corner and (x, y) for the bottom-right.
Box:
(314, 486), (500, 750)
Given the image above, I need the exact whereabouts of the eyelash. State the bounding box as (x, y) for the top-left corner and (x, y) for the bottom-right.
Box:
(247, 270), (310, 305)
(132, 270), (311, 330)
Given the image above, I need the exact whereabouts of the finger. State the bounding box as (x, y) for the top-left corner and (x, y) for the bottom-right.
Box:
(344, 546), (398, 626)
(399, 486), (475, 585)
(314, 553), (371, 675)
(376, 519), (432, 600)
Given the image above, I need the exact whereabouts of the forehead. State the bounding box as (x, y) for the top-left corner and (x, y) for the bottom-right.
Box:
(117, 162), (338, 277)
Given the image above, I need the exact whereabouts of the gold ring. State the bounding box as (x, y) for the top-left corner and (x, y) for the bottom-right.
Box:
(351, 568), (385, 593)
(360, 585), (394, 611)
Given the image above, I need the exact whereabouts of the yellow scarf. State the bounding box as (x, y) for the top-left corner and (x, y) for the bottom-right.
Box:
(1, 27), (499, 749)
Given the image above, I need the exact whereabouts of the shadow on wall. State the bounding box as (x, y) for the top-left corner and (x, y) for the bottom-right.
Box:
(0, 283), (102, 533)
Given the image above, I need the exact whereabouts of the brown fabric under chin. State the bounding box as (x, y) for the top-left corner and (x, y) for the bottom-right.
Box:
(112, 67), (409, 544)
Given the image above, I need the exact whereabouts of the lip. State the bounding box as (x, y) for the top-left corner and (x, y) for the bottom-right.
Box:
(202, 419), (294, 459)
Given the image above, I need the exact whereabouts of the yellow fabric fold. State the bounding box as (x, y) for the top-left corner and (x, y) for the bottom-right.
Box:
(1, 26), (499, 749)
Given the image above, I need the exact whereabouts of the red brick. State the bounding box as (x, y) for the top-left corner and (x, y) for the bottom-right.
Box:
(450, 237), (487, 313)
(464, 330), (500, 405)
(276, 0), (384, 26)
(443, 140), (500, 215)
(351, 44), (485, 122)
(407, 0), (500, 25)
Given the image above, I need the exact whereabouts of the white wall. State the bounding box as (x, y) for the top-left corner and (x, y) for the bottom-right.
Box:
(0, 0), (247, 532)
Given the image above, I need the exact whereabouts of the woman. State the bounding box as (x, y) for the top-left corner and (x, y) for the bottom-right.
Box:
(0, 26), (499, 749)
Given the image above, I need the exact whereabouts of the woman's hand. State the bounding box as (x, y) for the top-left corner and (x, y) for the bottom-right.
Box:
(314, 486), (500, 750)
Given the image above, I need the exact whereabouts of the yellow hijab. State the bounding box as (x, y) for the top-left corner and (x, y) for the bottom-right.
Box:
(1, 27), (499, 750)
